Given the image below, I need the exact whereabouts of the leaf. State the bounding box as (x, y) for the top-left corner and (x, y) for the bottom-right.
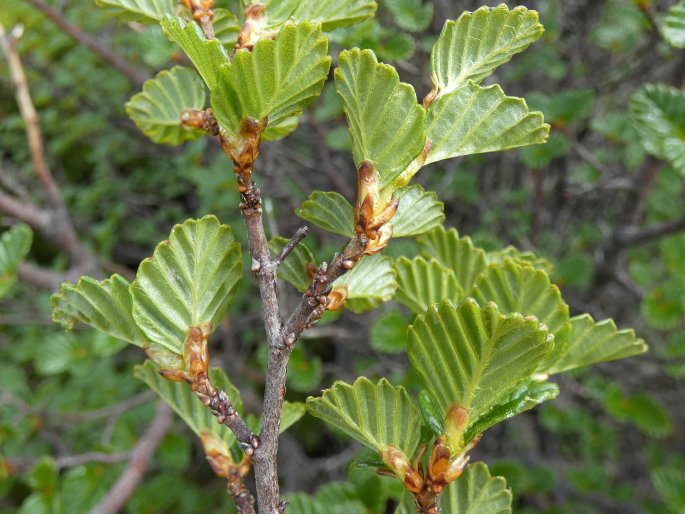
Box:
(331, 254), (397, 313)
(440, 462), (512, 514)
(430, 5), (543, 96)
(135, 360), (242, 454)
(408, 299), (552, 434)
(295, 191), (355, 237)
(95, 0), (175, 23)
(417, 227), (487, 293)
(548, 314), (648, 375)
(394, 256), (463, 314)
(262, 114), (301, 141)
(389, 184), (444, 237)
(131, 216), (243, 354)
(269, 237), (315, 292)
(418, 390), (444, 436)
(281, 401), (306, 433)
(285, 493), (327, 514)
(292, 0), (378, 31)
(486, 246), (554, 274)
(335, 48), (426, 189)
(652, 467), (685, 511)
(161, 16), (230, 90)
(0, 224), (32, 298)
(306, 377), (422, 456)
(211, 21), (331, 141)
(630, 84), (685, 174)
(382, 0), (433, 32)
(463, 381), (559, 443)
(52, 274), (147, 347)
(370, 309), (408, 354)
(213, 8), (241, 48)
(663, 0), (685, 49)
(425, 81), (549, 165)
(315, 482), (368, 514)
(125, 66), (207, 146)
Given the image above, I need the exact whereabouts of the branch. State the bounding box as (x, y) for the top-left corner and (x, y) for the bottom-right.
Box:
(616, 215), (685, 247)
(0, 189), (49, 228)
(89, 403), (173, 514)
(17, 262), (67, 290)
(24, 0), (147, 85)
(273, 226), (308, 268)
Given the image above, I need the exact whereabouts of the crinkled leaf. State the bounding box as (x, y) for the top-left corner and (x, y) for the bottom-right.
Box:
(417, 227), (487, 293)
(383, 0), (433, 32)
(0, 224), (32, 298)
(135, 360), (242, 454)
(211, 21), (331, 141)
(663, 0), (685, 48)
(292, 0), (378, 31)
(306, 377), (421, 456)
(370, 309), (408, 354)
(408, 299), (552, 433)
(486, 246), (554, 274)
(389, 184), (444, 237)
(269, 237), (315, 292)
(430, 5), (543, 96)
(295, 191), (355, 237)
(213, 8), (241, 48)
(394, 256), (463, 314)
(95, 0), (175, 23)
(125, 66), (206, 145)
(161, 16), (230, 90)
(335, 48), (426, 189)
(426, 82), (549, 165)
(331, 254), (397, 312)
(440, 462), (512, 514)
(548, 314), (648, 374)
(131, 216), (242, 354)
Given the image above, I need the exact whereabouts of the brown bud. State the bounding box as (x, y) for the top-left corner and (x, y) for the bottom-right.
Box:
(381, 446), (424, 494)
(158, 368), (192, 383)
(326, 286), (348, 311)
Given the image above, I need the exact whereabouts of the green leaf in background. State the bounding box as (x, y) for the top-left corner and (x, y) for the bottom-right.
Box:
(269, 237), (315, 292)
(95, 0), (175, 23)
(292, 0), (378, 31)
(280, 401), (307, 432)
(630, 84), (685, 175)
(651, 466), (685, 512)
(408, 299), (552, 442)
(211, 22), (331, 141)
(417, 227), (488, 293)
(382, 0), (433, 32)
(526, 89), (595, 125)
(663, 0), (685, 49)
(306, 377), (422, 456)
(213, 8), (241, 48)
(425, 82), (549, 165)
(430, 5), (543, 96)
(389, 184), (444, 237)
(331, 254), (397, 312)
(335, 48), (426, 189)
(315, 481), (368, 514)
(641, 281), (685, 330)
(135, 360), (242, 454)
(131, 216), (242, 354)
(295, 191), (355, 237)
(52, 274), (147, 347)
(287, 346), (323, 392)
(0, 224), (32, 298)
(285, 493), (327, 514)
(548, 314), (648, 374)
(125, 66), (207, 145)
(394, 256), (463, 314)
(606, 390), (673, 439)
(370, 309), (408, 354)
(440, 461), (512, 514)
(161, 16), (230, 90)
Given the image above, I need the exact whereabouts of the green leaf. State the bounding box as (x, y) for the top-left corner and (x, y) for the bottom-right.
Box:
(315, 482), (368, 514)
(295, 191), (355, 237)
(382, 0), (433, 32)
(425, 81), (549, 165)
(652, 467), (685, 511)
(95, 0), (175, 23)
(430, 5), (543, 96)
(292, 0), (378, 31)
(161, 16), (230, 90)
(0, 224), (32, 298)
(52, 274), (147, 347)
(262, 114), (301, 141)
(394, 256), (463, 314)
(389, 184), (444, 237)
(486, 245), (554, 274)
(331, 254), (397, 313)
(418, 390), (444, 436)
(440, 462), (512, 514)
(135, 360), (242, 454)
(417, 227), (487, 293)
(125, 66), (207, 146)
(131, 216), (242, 354)
(408, 299), (552, 434)
(548, 314), (648, 374)
(287, 346), (323, 392)
(281, 401), (306, 433)
(335, 48), (426, 189)
(269, 236), (315, 292)
(630, 84), (685, 174)
(306, 377), (422, 456)
(213, 8), (241, 48)
(463, 381), (559, 443)
(663, 0), (685, 48)
(211, 21), (331, 141)
(285, 493), (327, 514)
(370, 309), (408, 354)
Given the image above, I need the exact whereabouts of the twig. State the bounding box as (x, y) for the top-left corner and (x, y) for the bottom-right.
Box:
(89, 402), (173, 514)
(616, 215), (685, 247)
(273, 226), (309, 268)
(17, 262), (67, 290)
(57, 391), (156, 424)
(0, 190), (49, 228)
(7, 452), (131, 474)
(24, 0), (147, 85)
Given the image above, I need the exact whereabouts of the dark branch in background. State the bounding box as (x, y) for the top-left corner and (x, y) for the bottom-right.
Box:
(616, 215), (685, 247)
(17, 262), (67, 290)
(89, 403), (173, 514)
(24, 0), (148, 85)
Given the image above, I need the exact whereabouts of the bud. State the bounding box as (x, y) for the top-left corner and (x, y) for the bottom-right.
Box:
(326, 286), (348, 311)
(200, 432), (234, 479)
(381, 446), (424, 494)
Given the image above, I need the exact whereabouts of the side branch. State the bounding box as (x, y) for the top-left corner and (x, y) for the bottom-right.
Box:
(273, 226), (309, 268)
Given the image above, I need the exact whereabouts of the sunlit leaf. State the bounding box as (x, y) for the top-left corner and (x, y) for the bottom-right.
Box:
(394, 257), (463, 314)
(663, 0), (685, 49)
(292, 0), (378, 31)
(95, 0), (175, 23)
(440, 462), (512, 514)
(331, 254), (397, 312)
(125, 66), (206, 145)
(295, 191), (355, 237)
(269, 237), (315, 292)
(0, 224), (32, 298)
(389, 184), (444, 237)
